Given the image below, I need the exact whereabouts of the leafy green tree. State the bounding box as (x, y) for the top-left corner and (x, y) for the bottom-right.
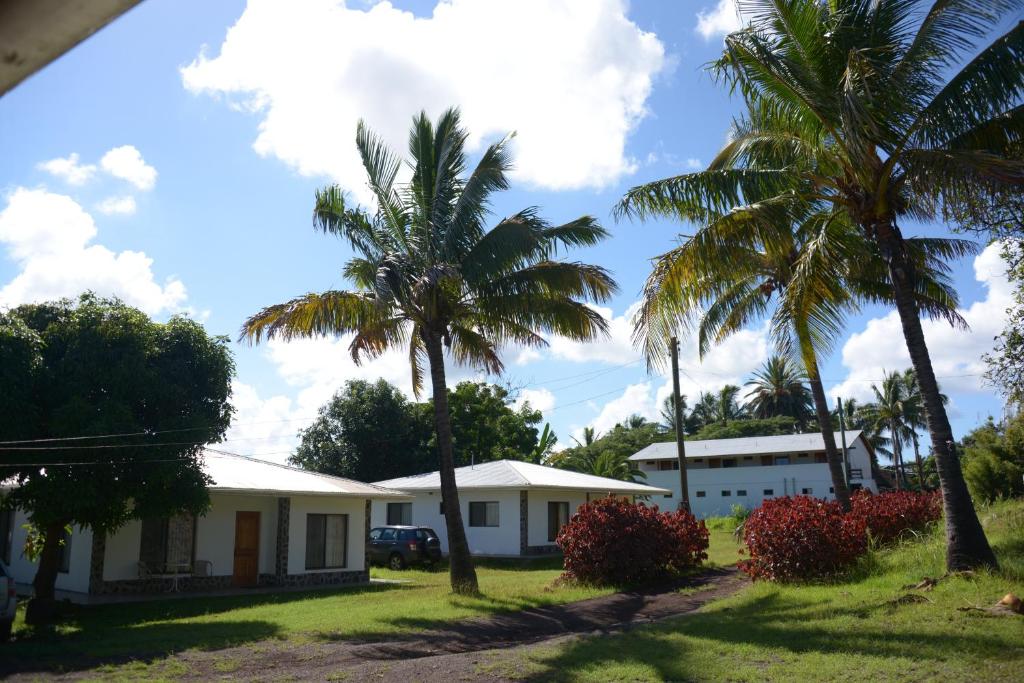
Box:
(960, 415), (1024, 503)
(744, 355), (813, 427)
(291, 379), (433, 481)
(619, 0), (1021, 570)
(424, 382), (543, 467)
(0, 295), (234, 623)
(693, 416), (798, 441)
(552, 420), (664, 482)
(240, 109), (616, 594)
(659, 394), (689, 435)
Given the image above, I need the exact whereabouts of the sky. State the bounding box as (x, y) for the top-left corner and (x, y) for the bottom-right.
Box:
(0, 0), (1014, 465)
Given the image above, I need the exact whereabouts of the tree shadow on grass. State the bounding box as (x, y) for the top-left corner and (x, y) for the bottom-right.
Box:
(517, 590), (1022, 682)
(0, 619), (282, 677)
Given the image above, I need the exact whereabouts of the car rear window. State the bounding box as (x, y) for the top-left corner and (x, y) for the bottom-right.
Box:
(379, 528), (397, 541)
(399, 530), (417, 540)
(421, 529), (438, 539)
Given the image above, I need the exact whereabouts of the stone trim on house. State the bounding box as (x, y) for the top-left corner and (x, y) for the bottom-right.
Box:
(519, 490), (528, 555)
(88, 530), (106, 594)
(275, 496), (290, 579)
(90, 569), (369, 595)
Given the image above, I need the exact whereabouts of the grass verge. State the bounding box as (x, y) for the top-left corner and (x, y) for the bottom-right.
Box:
(511, 499), (1024, 682)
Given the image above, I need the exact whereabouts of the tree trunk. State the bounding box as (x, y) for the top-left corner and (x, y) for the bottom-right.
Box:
(875, 219), (997, 570)
(891, 419), (904, 491)
(912, 434), (925, 491)
(423, 331), (479, 595)
(795, 323), (852, 511)
(25, 520), (67, 625)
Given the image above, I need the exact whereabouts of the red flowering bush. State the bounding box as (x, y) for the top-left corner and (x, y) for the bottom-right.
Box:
(556, 497), (709, 586)
(739, 496), (868, 581)
(850, 489), (942, 545)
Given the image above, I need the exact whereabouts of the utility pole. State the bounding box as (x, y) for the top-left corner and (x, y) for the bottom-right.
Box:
(670, 336), (690, 511)
(836, 397), (850, 488)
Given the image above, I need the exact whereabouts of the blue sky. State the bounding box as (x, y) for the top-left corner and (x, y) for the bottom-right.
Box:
(0, 0), (1012, 463)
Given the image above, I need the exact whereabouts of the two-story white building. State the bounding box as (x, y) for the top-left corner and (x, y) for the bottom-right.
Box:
(628, 431), (877, 518)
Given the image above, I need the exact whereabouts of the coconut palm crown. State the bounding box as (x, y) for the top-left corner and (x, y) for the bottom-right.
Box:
(618, 0), (1021, 570)
(240, 108), (617, 594)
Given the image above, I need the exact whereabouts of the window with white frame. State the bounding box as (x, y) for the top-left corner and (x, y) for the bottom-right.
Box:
(305, 514), (348, 570)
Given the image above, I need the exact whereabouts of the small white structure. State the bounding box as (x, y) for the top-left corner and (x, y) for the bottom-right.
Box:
(1, 451), (406, 600)
(629, 431), (878, 518)
(372, 459), (670, 557)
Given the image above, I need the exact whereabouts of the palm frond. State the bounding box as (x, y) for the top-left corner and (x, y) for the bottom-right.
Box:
(239, 291), (389, 344)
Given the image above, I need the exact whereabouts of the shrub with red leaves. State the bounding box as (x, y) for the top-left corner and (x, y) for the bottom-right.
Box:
(850, 489), (942, 545)
(556, 497), (709, 586)
(739, 496), (868, 581)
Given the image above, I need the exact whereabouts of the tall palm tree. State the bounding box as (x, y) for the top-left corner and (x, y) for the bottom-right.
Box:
(716, 385), (746, 424)
(240, 109), (617, 593)
(841, 397), (892, 480)
(744, 355), (814, 426)
(623, 414), (649, 430)
(618, 0), (1020, 570)
(862, 371), (916, 490)
(691, 392), (719, 430)
(660, 394), (688, 434)
(902, 367), (949, 490)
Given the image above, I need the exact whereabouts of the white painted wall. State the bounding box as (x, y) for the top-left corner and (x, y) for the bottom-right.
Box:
(372, 489), (522, 556)
(103, 518), (142, 581)
(371, 488), (627, 556)
(288, 495), (366, 574)
(525, 490), (591, 549)
(193, 493), (278, 577)
(642, 455), (877, 518)
(7, 509), (93, 593)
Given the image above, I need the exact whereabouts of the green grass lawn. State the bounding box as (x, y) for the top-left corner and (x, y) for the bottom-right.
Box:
(3, 556), (608, 674)
(512, 499), (1024, 682)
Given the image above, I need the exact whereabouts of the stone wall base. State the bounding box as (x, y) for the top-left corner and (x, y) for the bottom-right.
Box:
(524, 545), (562, 556)
(91, 569), (369, 595)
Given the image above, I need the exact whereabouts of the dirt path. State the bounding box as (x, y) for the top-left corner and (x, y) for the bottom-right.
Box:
(13, 566), (746, 681)
(179, 566), (746, 682)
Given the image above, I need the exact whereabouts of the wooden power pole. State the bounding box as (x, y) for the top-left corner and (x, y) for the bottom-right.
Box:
(670, 336), (690, 511)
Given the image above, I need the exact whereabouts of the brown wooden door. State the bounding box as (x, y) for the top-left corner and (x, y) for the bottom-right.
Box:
(233, 511), (260, 587)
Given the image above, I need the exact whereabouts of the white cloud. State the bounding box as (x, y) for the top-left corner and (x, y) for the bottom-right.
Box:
(95, 195), (137, 216)
(546, 302), (644, 364)
(686, 157), (703, 169)
(0, 188), (186, 315)
(37, 153), (97, 185)
(829, 243), (1013, 402)
(516, 387), (556, 414)
(100, 145), (157, 191)
(181, 0), (665, 201)
(696, 0), (741, 40)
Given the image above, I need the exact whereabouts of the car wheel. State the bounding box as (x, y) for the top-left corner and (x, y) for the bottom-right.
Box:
(0, 619), (11, 641)
(388, 553), (406, 571)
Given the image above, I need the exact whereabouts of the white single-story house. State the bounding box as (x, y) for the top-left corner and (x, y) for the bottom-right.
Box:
(371, 459), (671, 557)
(629, 431), (878, 518)
(0, 451), (407, 600)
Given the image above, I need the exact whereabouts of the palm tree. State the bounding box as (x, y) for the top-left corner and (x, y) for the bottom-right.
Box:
(841, 397), (891, 480)
(861, 371), (916, 490)
(660, 394), (688, 434)
(716, 385), (745, 424)
(622, 414), (649, 430)
(240, 109), (617, 593)
(744, 355), (814, 427)
(690, 392), (719, 431)
(619, 0), (1020, 570)
(902, 368), (949, 491)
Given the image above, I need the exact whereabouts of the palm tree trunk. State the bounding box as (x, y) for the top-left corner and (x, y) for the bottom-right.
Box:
(890, 419), (903, 491)
(795, 323), (852, 511)
(423, 331), (479, 594)
(25, 520), (67, 625)
(912, 434), (925, 491)
(875, 219), (997, 570)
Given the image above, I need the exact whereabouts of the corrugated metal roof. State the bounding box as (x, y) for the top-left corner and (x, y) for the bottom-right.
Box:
(374, 459), (671, 495)
(204, 450), (408, 498)
(628, 431), (865, 461)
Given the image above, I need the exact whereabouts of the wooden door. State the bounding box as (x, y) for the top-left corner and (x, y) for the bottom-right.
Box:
(233, 511), (260, 587)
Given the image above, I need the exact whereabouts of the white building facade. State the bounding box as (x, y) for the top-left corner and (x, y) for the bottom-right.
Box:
(1, 451), (406, 600)
(372, 460), (670, 557)
(629, 431), (878, 518)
